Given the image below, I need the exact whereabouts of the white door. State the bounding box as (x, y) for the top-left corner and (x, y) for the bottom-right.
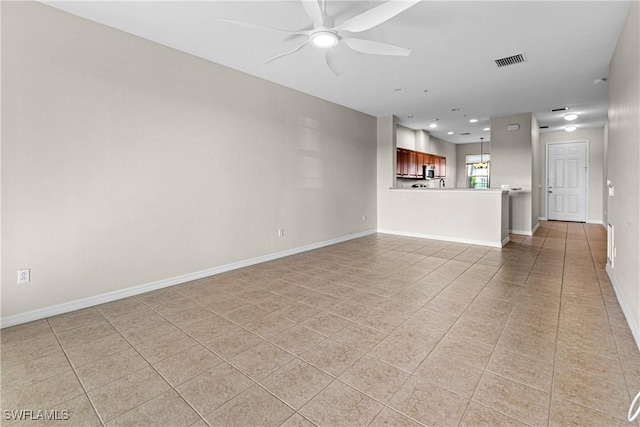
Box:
(547, 142), (587, 222)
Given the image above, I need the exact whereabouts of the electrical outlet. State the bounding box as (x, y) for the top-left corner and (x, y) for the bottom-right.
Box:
(277, 228), (284, 238)
(17, 269), (30, 284)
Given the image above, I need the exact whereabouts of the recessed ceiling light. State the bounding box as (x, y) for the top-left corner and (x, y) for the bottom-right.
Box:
(483, 127), (490, 131)
(564, 113), (578, 121)
(447, 131), (454, 135)
(593, 77), (608, 84)
(429, 123), (437, 129)
(310, 31), (338, 48)
(565, 125), (577, 132)
(469, 119), (478, 123)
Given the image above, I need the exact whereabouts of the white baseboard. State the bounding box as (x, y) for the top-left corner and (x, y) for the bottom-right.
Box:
(377, 229), (504, 248)
(606, 263), (640, 351)
(509, 229), (533, 236)
(538, 217), (548, 221)
(531, 222), (540, 235)
(587, 220), (604, 225)
(501, 236), (510, 247)
(1, 230), (377, 329)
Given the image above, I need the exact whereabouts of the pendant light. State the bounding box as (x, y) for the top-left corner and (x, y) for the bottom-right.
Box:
(473, 137), (488, 169)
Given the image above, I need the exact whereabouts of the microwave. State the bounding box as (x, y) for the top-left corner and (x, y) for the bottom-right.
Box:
(423, 165), (435, 179)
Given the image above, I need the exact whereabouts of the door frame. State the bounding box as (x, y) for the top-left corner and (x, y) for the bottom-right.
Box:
(545, 140), (589, 222)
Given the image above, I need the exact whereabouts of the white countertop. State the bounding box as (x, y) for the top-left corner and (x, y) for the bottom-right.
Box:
(390, 187), (507, 193)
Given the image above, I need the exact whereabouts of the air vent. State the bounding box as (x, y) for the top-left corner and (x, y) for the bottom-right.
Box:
(495, 53), (526, 67)
(540, 125), (549, 129)
(460, 132), (471, 136)
(551, 107), (568, 112)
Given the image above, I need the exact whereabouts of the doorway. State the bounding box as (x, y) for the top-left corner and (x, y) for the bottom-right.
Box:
(547, 141), (587, 222)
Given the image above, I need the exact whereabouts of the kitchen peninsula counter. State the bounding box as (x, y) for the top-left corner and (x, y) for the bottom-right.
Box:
(378, 188), (509, 247)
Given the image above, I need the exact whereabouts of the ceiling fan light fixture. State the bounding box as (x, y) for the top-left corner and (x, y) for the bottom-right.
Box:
(311, 31), (338, 48)
(565, 125), (577, 132)
(564, 113), (578, 121)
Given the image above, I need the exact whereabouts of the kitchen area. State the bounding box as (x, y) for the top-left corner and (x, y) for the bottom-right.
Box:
(377, 116), (511, 248)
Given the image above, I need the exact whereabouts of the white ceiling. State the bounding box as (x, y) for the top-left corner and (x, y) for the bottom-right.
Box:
(44, 1), (630, 143)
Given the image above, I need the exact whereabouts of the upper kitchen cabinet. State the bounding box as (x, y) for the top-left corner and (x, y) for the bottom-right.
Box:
(396, 148), (445, 179)
(435, 156), (446, 177)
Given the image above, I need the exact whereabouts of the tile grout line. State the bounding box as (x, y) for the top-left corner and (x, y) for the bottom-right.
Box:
(463, 229), (548, 427)
(44, 317), (107, 427)
(545, 222), (569, 427)
(133, 290), (356, 425)
(359, 240), (510, 425)
(96, 303), (213, 427)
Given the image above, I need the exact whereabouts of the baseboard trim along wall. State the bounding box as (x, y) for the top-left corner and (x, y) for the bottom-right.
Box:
(1, 229), (377, 328)
(607, 263), (640, 351)
(377, 229), (508, 248)
(509, 229), (534, 236)
(539, 217), (604, 226)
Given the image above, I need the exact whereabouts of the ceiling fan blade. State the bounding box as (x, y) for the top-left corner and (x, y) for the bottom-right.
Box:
(217, 18), (307, 35)
(264, 39), (310, 65)
(337, 0), (420, 33)
(301, 0), (324, 28)
(342, 37), (411, 56)
(325, 48), (343, 76)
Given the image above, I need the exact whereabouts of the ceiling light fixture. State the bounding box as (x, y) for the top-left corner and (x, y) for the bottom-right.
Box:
(483, 127), (490, 131)
(565, 125), (577, 132)
(447, 131), (454, 135)
(564, 113), (578, 121)
(310, 31), (338, 48)
(469, 119), (478, 123)
(429, 123), (437, 129)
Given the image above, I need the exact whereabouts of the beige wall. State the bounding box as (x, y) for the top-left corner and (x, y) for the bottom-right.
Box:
(1, 2), (377, 320)
(538, 127), (605, 223)
(606, 1), (640, 345)
(490, 113), (534, 234)
(531, 115), (540, 231)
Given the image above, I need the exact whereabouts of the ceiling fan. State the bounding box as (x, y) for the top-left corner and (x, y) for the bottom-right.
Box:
(218, 0), (420, 76)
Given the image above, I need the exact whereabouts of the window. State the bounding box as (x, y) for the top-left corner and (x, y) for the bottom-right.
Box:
(465, 154), (490, 188)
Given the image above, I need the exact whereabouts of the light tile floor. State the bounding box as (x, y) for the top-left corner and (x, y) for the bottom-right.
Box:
(2, 221), (639, 426)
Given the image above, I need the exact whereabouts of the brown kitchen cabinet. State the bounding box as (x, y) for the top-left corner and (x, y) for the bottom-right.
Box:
(396, 148), (410, 176)
(396, 148), (445, 178)
(435, 156), (446, 177)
